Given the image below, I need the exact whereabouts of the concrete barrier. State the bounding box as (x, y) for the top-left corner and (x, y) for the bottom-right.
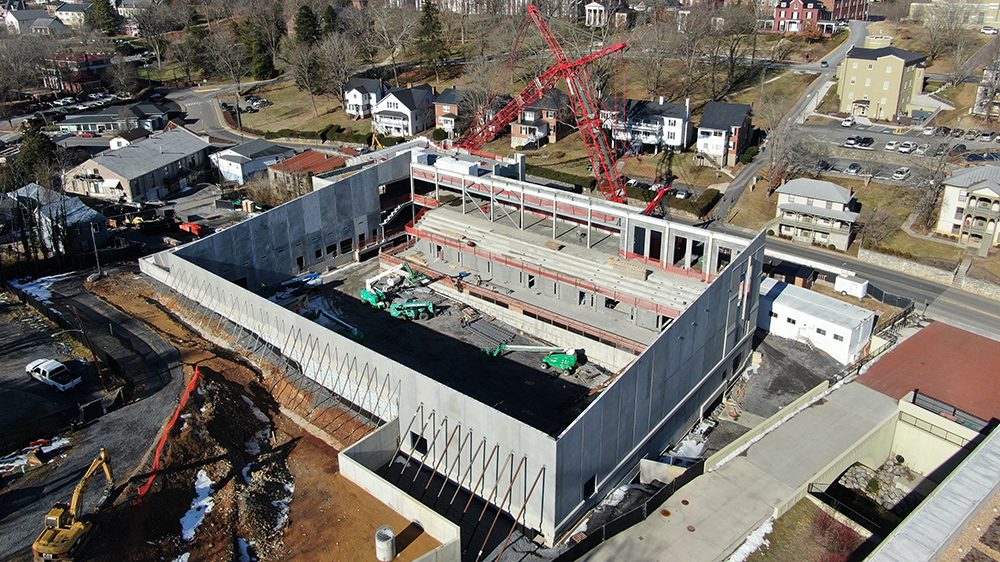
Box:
(706, 380), (830, 471)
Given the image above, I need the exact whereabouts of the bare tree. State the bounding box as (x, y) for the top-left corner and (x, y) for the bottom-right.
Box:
(949, 28), (981, 85)
(207, 31), (251, 128)
(342, 7), (379, 69)
(669, 8), (713, 98)
(369, 0), (418, 85)
(719, 3), (758, 92)
(922, 0), (969, 61)
(634, 16), (672, 97)
(316, 32), (359, 104)
(242, 0), (286, 65)
(859, 207), (895, 248)
(133, 2), (183, 70)
(283, 42), (326, 116)
(0, 35), (52, 126)
(108, 57), (139, 96)
(979, 44), (1000, 122)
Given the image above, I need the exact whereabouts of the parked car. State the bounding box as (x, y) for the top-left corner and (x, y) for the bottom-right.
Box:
(915, 143), (930, 155)
(77, 131), (97, 138)
(922, 127), (935, 136)
(934, 143), (948, 157)
(26, 359), (82, 392)
(952, 128), (966, 138)
(950, 143), (968, 155)
(965, 129), (981, 140)
(898, 141), (917, 154)
(884, 141), (899, 151)
(892, 167), (911, 180)
(981, 131), (997, 142)
(858, 137), (875, 148)
(983, 26), (999, 34)
(841, 116), (855, 127)
(817, 159), (832, 170)
(844, 135), (860, 146)
(673, 189), (692, 199)
(820, 60), (829, 68)
(845, 162), (861, 175)
(935, 126), (951, 137)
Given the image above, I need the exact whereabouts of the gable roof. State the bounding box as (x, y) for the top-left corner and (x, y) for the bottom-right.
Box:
(226, 138), (292, 160)
(845, 46), (926, 65)
(62, 102), (168, 125)
(699, 101), (752, 130)
(943, 165), (1000, 196)
(775, 178), (854, 204)
(41, 196), (103, 226)
(606, 97), (688, 120)
(87, 127), (210, 180)
(345, 77), (384, 96)
(114, 128), (151, 142)
(434, 88), (462, 106)
(6, 9), (47, 22)
(269, 149), (346, 175)
(527, 88), (569, 111)
(385, 84), (434, 111)
(12, 182), (66, 205)
(55, 3), (90, 12)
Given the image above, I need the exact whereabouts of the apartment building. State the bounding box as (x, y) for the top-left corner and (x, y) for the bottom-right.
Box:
(774, 178), (859, 250)
(934, 166), (1000, 252)
(43, 52), (112, 93)
(910, 0), (1000, 28)
(510, 89), (569, 148)
(835, 45), (926, 121)
(601, 97), (693, 152)
(696, 101), (752, 167)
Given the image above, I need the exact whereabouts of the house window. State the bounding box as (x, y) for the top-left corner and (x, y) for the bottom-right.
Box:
(806, 11), (811, 18)
(786, 317), (797, 325)
(886, 66), (893, 73)
(867, 63), (873, 70)
(583, 475), (596, 498)
(325, 243), (336, 255)
(864, 78), (871, 87)
(816, 328), (826, 335)
(849, 78), (856, 85)
(314, 248), (322, 259)
(769, 311), (778, 318)
(833, 334), (844, 342)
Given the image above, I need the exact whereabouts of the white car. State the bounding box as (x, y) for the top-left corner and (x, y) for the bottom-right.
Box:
(898, 141), (917, 154)
(884, 141), (899, 151)
(982, 26), (999, 35)
(841, 116), (855, 127)
(922, 127), (935, 136)
(26, 359), (82, 392)
(892, 167), (911, 180)
(915, 143), (930, 155)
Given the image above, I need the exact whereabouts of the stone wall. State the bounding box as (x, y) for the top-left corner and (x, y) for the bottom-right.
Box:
(961, 276), (1000, 301)
(857, 249), (1000, 301)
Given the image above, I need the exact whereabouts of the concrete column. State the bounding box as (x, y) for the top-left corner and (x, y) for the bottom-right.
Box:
(661, 225), (669, 267)
(684, 237), (693, 269)
(622, 214), (630, 254)
(587, 205), (593, 249)
(490, 183), (495, 223)
(434, 169), (440, 201)
(703, 235), (714, 279)
(643, 224), (652, 259)
(461, 177), (467, 214)
(552, 193), (558, 239)
(520, 187), (525, 230)
(409, 172), (416, 224)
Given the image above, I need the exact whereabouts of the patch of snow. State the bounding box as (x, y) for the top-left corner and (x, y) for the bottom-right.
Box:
(240, 395), (271, 464)
(726, 517), (773, 562)
(271, 482), (295, 532)
(179, 470), (215, 541)
(172, 554), (190, 562)
(11, 272), (76, 305)
(600, 485), (629, 508)
(237, 538), (256, 562)
(241, 395), (270, 423)
(0, 436), (71, 473)
(41, 437), (70, 453)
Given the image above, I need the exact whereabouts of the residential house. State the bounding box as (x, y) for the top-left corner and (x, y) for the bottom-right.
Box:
(910, 0), (1000, 28)
(433, 88), (462, 138)
(510, 89), (569, 149)
(63, 127), (212, 203)
(4, 9), (67, 34)
(210, 139), (296, 185)
(601, 96), (693, 153)
(116, 0), (151, 19)
(53, 2), (90, 28)
(373, 84), (436, 137)
(835, 45), (926, 121)
(584, 0), (633, 27)
(43, 52), (113, 92)
(344, 77), (388, 119)
(771, 0), (865, 34)
(696, 101), (752, 167)
(109, 127), (151, 150)
(268, 149), (347, 196)
(7, 183), (109, 254)
(0, 0), (25, 18)
(757, 277), (875, 365)
(774, 178), (859, 250)
(934, 166), (1000, 252)
(58, 103), (170, 134)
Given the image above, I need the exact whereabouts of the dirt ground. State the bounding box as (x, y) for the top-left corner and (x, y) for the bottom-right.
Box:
(82, 273), (439, 561)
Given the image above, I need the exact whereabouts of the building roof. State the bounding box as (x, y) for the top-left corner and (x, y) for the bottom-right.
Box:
(114, 128), (151, 142)
(226, 138), (291, 161)
(778, 202), (859, 223)
(12, 182), (66, 205)
(606, 97), (688, 121)
(943, 165), (1000, 197)
(527, 88), (569, 112)
(868, 428), (1000, 562)
(62, 102), (168, 125)
(434, 88), (462, 106)
(760, 277), (874, 327)
(776, 178), (854, 204)
(699, 101), (752, 130)
(860, 322), (1000, 421)
(88, 127), (210, 181)
(30, 16), (65, 30)
(845, 46), (927, 65)
(269, 149), (346, 175)
(385, 84), (434, 111)
(6, 8), (48, 22)
(41, 196), (103, 226)
(55, 3), (90, 12)
(345, 77), (383, 96)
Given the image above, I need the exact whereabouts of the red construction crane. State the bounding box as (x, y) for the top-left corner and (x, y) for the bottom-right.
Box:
(457, 5), (628, 203)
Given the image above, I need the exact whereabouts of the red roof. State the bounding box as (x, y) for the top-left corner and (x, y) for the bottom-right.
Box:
(340, 147), (360, 157)
(859, 322), (1000, 421)
(269, 150), (346, 175)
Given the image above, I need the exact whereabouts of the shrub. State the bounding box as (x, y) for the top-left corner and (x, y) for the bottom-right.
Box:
(738, 146), (759, 164)
(431, 128), (448, 141)
(866, 476), (880, 494)
(767, 229), (775, 236)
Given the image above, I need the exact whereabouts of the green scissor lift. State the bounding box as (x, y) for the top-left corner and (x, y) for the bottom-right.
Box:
(486, 344), (579, 374)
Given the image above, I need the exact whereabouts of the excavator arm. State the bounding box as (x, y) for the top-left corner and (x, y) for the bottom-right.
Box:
(68, 448), (113, 521)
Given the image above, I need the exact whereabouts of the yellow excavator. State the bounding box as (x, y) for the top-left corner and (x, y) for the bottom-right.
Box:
(32, 448), (113, 562)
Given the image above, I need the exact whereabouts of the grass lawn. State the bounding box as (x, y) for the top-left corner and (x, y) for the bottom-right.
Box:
(237, 81), (368, 135)
(747, 500), (863, 562)
(728, 176), (776, 229)
(816, 82), (841, 115)
(756, 31), (850, 64)
(928, 83), (1000, 132)
(971, 250), (1000, 282)
(867, 21), (989, 75)
(726, 71), (819, 107)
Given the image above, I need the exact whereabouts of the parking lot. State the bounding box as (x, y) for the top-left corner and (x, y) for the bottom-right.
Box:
(0, 293), (108, 452)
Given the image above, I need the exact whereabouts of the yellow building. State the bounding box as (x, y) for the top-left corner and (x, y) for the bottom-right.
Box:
(836, 46), (926, 121)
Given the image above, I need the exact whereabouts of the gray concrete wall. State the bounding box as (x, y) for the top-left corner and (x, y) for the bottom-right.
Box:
(176, 153), (411, 289)
(551, 231), (766, 538)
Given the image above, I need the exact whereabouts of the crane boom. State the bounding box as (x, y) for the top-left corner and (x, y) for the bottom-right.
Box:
(69, 448), (113, 519)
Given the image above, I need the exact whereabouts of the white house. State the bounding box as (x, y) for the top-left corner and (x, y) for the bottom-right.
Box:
(210, 138), (296, 185)
(934, 165), (1000, 252)
(109, 128), (151, 150)
(775, 178), (859, 250)
(344, 77), (388, 119)
(4, 9), (66, 34)
(601, 97), (693, 153)
(53, 2), (90, 28)
(116, 0), (152, 19)
(757, 277), (875, 365)
(373, 84), (436, 137)
(696, 101), (753, 167)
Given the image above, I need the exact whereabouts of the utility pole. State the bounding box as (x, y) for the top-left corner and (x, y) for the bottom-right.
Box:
(90, 223), (102, 277)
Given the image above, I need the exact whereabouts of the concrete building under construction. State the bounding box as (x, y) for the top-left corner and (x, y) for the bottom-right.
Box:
(140, 140), (765, 559)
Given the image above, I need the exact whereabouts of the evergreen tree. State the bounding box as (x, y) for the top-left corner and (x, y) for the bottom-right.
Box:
(294, 5), (322, 46)
(16, 122), (56, 176)
(322, 5), (338, 35)
(418, 0), (446, 82)
(249, 34), (276, 79)
(86, 0), (122, 36)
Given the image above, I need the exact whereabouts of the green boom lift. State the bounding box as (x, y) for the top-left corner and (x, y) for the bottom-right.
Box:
(389, 300), (436, 320)
(487, 345), (579, 374)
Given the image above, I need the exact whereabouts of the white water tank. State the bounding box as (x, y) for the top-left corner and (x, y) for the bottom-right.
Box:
(375, 525), (396, 561)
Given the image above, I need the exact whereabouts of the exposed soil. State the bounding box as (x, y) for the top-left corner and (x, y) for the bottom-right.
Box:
(81, 273), (439, 561)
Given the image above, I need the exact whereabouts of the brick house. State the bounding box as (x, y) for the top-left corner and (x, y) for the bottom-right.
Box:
(696, 101), (753, 167)
(268, 149), (346, 196)
(433, 88), (462, 139)
(510, 89), (569, 149)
